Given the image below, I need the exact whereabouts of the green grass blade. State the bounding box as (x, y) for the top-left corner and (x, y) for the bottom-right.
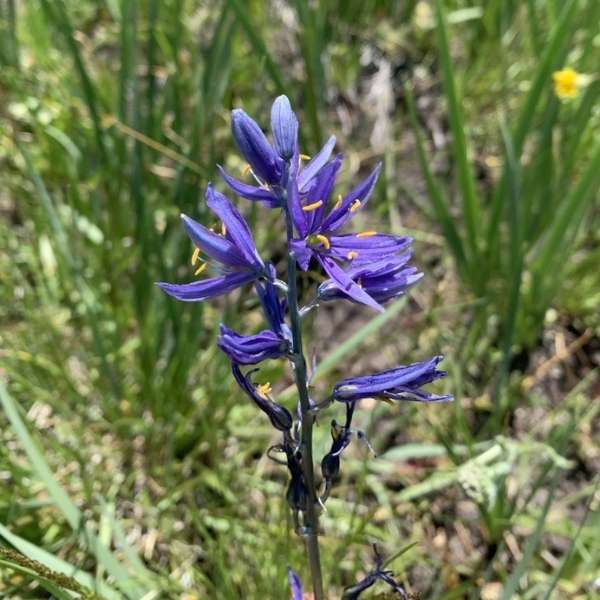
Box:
(500, 473), (560, 600)
(225, 0), (287, 95)
(534, 139), (600, 275)
(39, 0), (108, 163)
(485, 0), (578, 250)
(541, 476), (600, 600)
(313, 297), (407, 382)
(0, 525), (119, 600)
(434, 0), (481, 262)
(404, 83), (469, 281)
(0, 381), (147, 599)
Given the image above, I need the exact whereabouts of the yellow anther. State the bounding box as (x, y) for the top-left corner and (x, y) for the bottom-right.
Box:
(194, 262), (208, 276)
(302, 200), (323, 212)
(333, 194), (343, 210)
(191, 247), (201, 265)
(221, 222), (227, 236)
(356, 230), (377, 238)
(349, 199), (361, 213)
(347, 251), (359, 260)
(242, 163), (252, 176)
(315, 234), (331, 250)
(256, 382), (272, 399)
(300, 154), (312, 161)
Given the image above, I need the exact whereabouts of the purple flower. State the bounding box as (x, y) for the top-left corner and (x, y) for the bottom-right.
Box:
(287, 567), (304, 600)
(231, 364), (293, 432)
(218, 96), (336, 207)
(289, 160), (411, 312)
(218, 278), (292, 365)
(318, 252), (422, 306)
(218, 325), (290, 364)
(157, 185), (267, 302)
(333, 356), (452, 403)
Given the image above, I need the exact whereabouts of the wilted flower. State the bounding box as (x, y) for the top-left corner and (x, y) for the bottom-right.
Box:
(157, 185), (268, 301)
(342, 546), (408, 599)
(333, 356), (452, 403)
(320, 402), (374, 502)
(231, 364), (293, 432)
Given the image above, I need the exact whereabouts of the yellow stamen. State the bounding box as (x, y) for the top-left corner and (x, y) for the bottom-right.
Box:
(302, 200), (323, 212)
(315, 234), (331, 250)
(242, 163), (252, 176)
(349, 199), (361, 213)
(194, 262), (208, 276)
(347, 251), (359, 260)
(333, 194), (343, 210)
(221, 222), (227, 236)
(300, 153), (311, 161)
(191, 247), (201, 265)
(356, 230), (377, 238)
(256, 382), (272, 399)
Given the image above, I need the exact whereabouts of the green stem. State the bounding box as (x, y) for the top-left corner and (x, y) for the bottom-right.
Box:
(284, 209), (324, 600)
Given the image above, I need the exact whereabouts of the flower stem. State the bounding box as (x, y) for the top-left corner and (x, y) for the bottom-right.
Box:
(285, 209), (325, 600)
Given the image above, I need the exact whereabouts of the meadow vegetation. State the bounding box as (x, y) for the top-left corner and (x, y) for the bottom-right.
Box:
(0, 1), (598, 598)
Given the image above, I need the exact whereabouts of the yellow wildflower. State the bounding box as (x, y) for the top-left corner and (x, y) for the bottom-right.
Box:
(552, 68), (581, 100)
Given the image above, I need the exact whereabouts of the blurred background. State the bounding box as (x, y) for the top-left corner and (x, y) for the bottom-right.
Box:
(0, 1), (599, 598)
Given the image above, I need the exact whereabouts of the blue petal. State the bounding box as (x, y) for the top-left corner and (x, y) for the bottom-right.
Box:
(290, 239), (313, 271)
(327, 233), (412, 263)
(297, 135), (336, 192)
(304, 154), (343, 234)
(180, 214), (247, 268)
(317, 255), (384, 312)
(255, 276), (287, 336)
(271, 95), (298, 160)
(321, 162), (382, 232)
(333, 356), (450, 401)
(231, 108), (283, 184)
(218, 324), (289, 364)
(287, 146), (309, 238)
(205, 184), (263, 270)
(287, 568), (304, 600)
(218, 165), (280, 206)
(156, 271), (257, 302)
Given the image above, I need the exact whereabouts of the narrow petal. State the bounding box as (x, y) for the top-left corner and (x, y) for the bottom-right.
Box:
(304, 154), (343, 234)
(218, 324), (289, 364)
(318, 255), (384, 312)
(156, 271), (256, 302)
(287, 146), (308, 238)
(290, 239), (313, 271)
(231, 108), (283, 184)
(297, 135), (336, 191)
(206, 184), (263, 269)
(327, 233), (411, 263)
(180, 214), (247, 268)
(321, 162), (382, 232)
(255, 276), (287, 336)
(271, 95), (299, 160)
(333, 356), (449, 401)
(218, 165), (280, 206)
(287, 568), (304, 600)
